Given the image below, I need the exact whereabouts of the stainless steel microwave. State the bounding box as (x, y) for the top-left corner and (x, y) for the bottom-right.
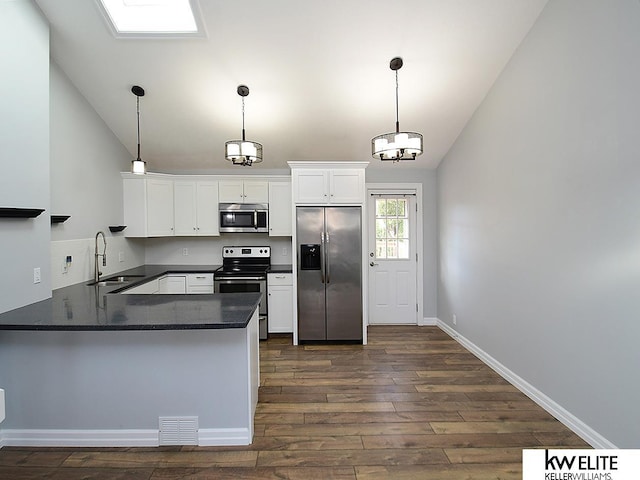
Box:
(219, 203), (269, 233)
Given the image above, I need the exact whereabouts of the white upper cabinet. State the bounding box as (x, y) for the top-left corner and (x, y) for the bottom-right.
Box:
(289, 162), (368, 205)
(174, 180), (219, 236)
(268, 181), (292, 236)
(219, 180), (269, 204)
(123, 176), (175, 237)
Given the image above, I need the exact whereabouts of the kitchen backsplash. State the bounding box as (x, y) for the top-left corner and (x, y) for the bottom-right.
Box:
(51, 235), (145, 289)
(144, 235), (293, 265)
(51, 234), (292, 290)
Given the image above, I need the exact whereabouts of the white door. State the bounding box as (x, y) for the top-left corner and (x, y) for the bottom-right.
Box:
(368, 194), (418, 324)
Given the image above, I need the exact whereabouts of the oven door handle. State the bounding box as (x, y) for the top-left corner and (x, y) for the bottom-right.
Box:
(215, 276), (266, 282)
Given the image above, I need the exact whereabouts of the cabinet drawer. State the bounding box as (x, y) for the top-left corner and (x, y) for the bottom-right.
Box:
(268, 273), (292, 286)
(187, 285), (214, 294)
(187, 273), (214, 286)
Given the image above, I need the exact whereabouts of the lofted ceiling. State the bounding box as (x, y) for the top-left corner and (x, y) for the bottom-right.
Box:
(35, 0), (548, 172)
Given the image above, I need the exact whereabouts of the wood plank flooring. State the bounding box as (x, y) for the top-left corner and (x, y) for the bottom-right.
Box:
(0, 325), (589, 479)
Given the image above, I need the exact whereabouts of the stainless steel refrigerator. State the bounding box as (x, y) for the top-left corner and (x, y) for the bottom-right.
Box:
(296, 206), (362, 343)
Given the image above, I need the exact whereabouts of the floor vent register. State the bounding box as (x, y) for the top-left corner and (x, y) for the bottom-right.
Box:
(158, 416), (198, 445)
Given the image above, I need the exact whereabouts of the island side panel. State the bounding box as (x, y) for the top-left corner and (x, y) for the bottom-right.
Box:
(0, 320), (256, 446)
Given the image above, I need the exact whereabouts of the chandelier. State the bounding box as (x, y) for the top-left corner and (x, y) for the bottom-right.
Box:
(225, 85), (262, 166)
(371, 57), (423, 162)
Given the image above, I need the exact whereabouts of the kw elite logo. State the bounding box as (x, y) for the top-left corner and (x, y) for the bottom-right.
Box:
(523, 449), (640, 480)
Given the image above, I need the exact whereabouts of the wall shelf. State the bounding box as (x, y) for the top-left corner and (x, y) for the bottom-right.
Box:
(0, 207), (45, 218)
(51, 215), (71, 224)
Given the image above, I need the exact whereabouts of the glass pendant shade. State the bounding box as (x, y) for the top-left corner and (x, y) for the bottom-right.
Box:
(225, 140), (263, 166)
(372, 131), (423, 161)
(131, 158), (146, 174)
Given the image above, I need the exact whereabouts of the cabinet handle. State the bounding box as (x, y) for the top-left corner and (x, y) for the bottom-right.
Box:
(275, 275), (285, 279)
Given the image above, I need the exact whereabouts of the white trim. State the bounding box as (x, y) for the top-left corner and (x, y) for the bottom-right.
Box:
(436, 320), (617, 449)
(365, 183), (424, 326)
(0, 427), (253, 448)
(0, 429), (159, 447)
(198, 428), (252, 446)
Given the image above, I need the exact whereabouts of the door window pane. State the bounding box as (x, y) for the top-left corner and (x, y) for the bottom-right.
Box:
(374, 198), (410, 260)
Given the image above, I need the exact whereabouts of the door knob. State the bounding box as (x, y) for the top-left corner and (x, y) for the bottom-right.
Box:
(369, 252), (374, 257)
(369, 262), (378, 267)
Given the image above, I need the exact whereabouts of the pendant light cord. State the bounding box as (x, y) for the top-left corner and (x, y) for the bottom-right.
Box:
(395, 69), (400, 134)
(136, 95), (141, 160)
(241, 96), (246, 142)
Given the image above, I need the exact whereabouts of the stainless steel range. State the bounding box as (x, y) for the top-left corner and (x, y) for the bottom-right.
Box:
(214, 246), (270, 340)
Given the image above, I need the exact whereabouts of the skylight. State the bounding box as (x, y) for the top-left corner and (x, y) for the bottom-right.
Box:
(99, 0), (199, 35)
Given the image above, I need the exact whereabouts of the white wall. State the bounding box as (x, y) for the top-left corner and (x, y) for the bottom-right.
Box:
(49, 62), (145, 288)
(0, 0), (51, 313)
(50, 63), (133, 241)
(437, 0), (640, 448)
(367, 167), (438, 318)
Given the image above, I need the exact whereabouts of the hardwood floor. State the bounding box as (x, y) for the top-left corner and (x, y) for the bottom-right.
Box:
(0, 325), (589, 479)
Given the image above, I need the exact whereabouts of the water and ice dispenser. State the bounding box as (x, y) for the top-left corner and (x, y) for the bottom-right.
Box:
(300, 244), (321, 270)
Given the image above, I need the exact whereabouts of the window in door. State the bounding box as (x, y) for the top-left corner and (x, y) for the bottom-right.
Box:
(375, 198), (410, 260)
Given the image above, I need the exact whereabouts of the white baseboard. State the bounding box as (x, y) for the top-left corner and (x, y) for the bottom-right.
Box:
(0, 429), (158, 447)
(198, 428), (252, 446)
(436, 319), (616, 449)
(0, 427), (252, 448)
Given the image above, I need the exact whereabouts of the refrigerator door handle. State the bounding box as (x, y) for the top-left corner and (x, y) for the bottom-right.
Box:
(325, 231), (330, 283)
(320, 233), (326, 284)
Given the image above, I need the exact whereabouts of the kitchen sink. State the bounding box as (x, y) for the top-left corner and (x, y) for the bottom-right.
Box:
(104, 275), (144, 282)
(87, 275), (145, 286)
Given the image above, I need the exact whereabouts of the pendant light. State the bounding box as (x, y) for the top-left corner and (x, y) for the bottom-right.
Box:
(225, 85), (262, 166)
(371, 57), (423, 162)
(131, 85), (146, 175)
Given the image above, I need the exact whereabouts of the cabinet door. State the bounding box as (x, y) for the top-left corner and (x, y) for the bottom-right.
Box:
(146, 179), (175, 236)
(243, 181), (269, 204)
(330, 169), (364, 203)
(123, 177), (147, 237)
(158, 275), (186, 294)
(268, 181), (292, 236)
(195, 181), (219, 235)
(173, 181), (197, 235)
(292, 170), (328, 204)
(122, 278), (159, 294)
(219, 180), (244, 203)
(268, 284), (293, 333)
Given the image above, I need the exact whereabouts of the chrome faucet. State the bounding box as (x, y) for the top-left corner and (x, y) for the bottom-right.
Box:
(94, 231), (107, 282)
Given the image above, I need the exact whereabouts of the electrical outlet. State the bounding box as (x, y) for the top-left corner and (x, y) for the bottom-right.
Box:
(62, 261), (68, 274)
(33, 267), (41, 284)
(282, 247), (287, 256)
(452, 314), (457, 326)
(118, 251), (124, 262)
(182, 248), (189, 256)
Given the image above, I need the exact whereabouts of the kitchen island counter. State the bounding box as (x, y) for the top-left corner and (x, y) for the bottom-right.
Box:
(0, 266), (261, 448)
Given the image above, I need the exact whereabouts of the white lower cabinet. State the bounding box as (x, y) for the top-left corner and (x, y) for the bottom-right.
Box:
(267, 273), (293, 333)
(121, 278), (159, 294)
(186, 273), (214, 294)
(122, 274), (215, 294)
(158, 275), (186, 294)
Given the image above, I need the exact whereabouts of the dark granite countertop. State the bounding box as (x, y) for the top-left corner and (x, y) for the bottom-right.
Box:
(268, 264), (293, 274)
(0, 265), (262, 332)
